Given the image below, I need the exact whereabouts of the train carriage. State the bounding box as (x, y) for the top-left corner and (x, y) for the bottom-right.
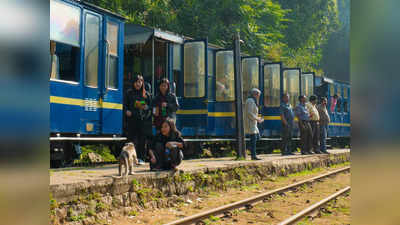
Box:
(315, 76), (351, 147)
(49, 1), (350, 166)
(49, 0), (125, 166)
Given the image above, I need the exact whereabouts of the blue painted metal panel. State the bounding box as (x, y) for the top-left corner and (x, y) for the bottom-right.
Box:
(50, 0), (124, 136)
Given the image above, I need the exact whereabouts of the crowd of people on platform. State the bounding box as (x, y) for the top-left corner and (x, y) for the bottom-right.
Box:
(124, 74), (182, 171)
(245, 88), (332, 159)
(124, 75), (333, 170)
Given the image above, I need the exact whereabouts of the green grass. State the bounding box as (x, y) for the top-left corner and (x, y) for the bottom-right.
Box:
(74, 145), (116, 164)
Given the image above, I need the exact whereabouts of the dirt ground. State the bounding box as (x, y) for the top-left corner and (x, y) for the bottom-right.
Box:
(111, 163), (350, 225)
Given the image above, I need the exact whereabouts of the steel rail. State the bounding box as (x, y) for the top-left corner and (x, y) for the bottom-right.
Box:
(278, 186), (351, 225)
(164, 166), (350, 225)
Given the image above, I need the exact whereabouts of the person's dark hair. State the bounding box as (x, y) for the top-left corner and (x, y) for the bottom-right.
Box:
(298, 95), (306, 101)
(133, 74), (146, 98)
(309, 95), (317, 102)
(162, 117), (181, 138)
(282, 93), (289, 98)
(333, 94), (338, 99)
(158, 78), (170, 95)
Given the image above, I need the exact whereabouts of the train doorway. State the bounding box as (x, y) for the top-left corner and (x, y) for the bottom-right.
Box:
(124, 24), (183, 96)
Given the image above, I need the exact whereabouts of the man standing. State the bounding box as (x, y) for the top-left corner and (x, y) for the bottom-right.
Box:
(280, 93), (295, 156)
(308, 95), (322, 154)
(317, 97), (330, 154)
(245, 88), (264, 160)
(295, 95), (313, 155)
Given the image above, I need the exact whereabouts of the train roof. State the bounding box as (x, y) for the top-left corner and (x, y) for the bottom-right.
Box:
(125, 24), (184, 45)
(79, 0), (126, 20)
(318, 76), (350, 86)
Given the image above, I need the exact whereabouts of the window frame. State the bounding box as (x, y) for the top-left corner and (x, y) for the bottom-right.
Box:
(83, 11), (102, 88)
(50, 0), (83, 84)
(263, 62), (281, 107)
(301, 72), (314, 97)
(207, 48), (215, 101)
(50, 0), (82, 47)
(105, 18), (121, 91)
(282, 68), (301, 108)
(183, 40), (208, 99)
(215, 49), (235, 102)
(241, 56), (260, 100)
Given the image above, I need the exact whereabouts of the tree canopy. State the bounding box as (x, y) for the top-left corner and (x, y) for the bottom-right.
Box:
(85, 0), (348, 77)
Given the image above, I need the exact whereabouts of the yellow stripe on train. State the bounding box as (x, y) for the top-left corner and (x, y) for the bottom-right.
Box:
(49, 96), (123, 110)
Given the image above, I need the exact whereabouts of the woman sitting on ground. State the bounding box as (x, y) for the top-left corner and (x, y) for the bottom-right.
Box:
(148, 118), (184, 171)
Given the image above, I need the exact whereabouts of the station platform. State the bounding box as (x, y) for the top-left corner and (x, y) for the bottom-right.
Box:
(50, 149), (350, 186)
(50, 149), (350, 225)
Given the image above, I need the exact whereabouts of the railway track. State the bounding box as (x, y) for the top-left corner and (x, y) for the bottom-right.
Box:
(278, 186), (351, 225)
(164, 166), (350, 225)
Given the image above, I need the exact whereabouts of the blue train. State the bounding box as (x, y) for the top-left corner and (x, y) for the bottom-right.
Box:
(49, 0), (350, 166)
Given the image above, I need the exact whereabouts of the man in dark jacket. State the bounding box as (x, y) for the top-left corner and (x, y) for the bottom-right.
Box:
(280, 93), (295, 156)
(317, 97), (330, 154)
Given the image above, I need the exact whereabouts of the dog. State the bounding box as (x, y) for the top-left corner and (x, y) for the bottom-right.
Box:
(119, 142), (139, 177)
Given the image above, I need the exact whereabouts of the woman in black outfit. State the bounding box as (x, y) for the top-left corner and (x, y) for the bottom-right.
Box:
(124, 75), (152, 163)
(153, 78), (179, 131)
(148, 118), (184, 171)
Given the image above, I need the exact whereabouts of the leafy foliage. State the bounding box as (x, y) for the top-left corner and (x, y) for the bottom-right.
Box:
(85, 0), (346, 76)
(74, 145), (116, 163)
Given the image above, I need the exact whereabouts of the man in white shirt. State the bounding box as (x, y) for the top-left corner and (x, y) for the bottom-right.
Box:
(245, 88), (264, 160)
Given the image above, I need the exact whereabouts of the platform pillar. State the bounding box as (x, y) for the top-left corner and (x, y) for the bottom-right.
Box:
(233, 32), (246, 158)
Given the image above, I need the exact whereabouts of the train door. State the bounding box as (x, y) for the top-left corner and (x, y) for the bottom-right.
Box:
(262, 63), (282, 137)
(328, 83), (337, 136)
(80, 10), (103, 134)
(336, 84), (344, 136)
(342, 85), (350, 137)
(282, 68), (301, 136)
(212, 49), (235, 136)
(301, 72), (314, 98)
(101, 18), (124, 134)
(50, 0), (83, 133)
(206, 49), (216, 136)
(176, 40), (208, 136)
(241, 56), (261, 133)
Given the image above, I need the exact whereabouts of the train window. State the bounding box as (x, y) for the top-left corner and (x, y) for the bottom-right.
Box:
(263, 64), (280, 107)
(50, 41), (80, 82)
(173, 44), (182, 95)
(216, 51), (235, 101)
(343, 87), (348, 98)
(336, 96), (342, 112)
(337, 85), (342, 98)
(50, 0), (80, 47)
(50, 0), (81, 82)
(84, 14), (100, 87)
(283, 70), (300, 107)
(242, 58), (259, 98)
(106, 21), (119, 89)
(343, 100), (348, 113)
(184, 42), (205, 97)
(330, 84), (335, 96)
(301, 73), (314, 97)
(207, 50), (214, 100)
